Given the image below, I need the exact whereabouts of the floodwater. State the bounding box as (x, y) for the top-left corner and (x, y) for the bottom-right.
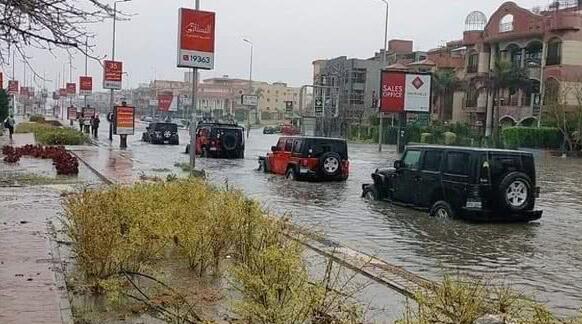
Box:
(98, 121), (582, 315)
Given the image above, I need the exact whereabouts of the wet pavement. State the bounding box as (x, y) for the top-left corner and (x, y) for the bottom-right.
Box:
(73, 119), (582, 315)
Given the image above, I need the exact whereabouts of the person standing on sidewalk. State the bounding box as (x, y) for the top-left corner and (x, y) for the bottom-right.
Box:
(91, 115), (100, 138)
(3, 114), (15, 140)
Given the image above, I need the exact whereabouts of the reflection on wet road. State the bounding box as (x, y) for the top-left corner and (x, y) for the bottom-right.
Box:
(99, 121), (582, 314)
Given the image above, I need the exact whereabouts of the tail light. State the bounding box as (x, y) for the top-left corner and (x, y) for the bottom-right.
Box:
(301, 159), (308, 167)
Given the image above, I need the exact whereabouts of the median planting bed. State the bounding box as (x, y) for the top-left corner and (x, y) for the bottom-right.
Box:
(15, 122), (88, 145)
(2, 145), (79, 175)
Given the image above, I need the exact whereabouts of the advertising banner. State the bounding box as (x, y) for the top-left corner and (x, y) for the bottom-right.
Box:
(380, 71), (432, 113)
(103, 60), (123, 90)
(59, 88), (67, 97)
(79, 76), (93, 96)
(20, 86), (28, 97)
(0, 73), (3, 89)
(177, 8), (216, 70)
(8, 80), (18, 95)
(114, 105), (135, 135)
(82, 107), (96, 118)
(66, 83), (76, 96)
(158, 93), (178, 112)
(241, 95), (258, 106)
(67, 106), (77, 120)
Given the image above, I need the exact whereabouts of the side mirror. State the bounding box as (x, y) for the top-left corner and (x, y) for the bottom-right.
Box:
(271, 146), (279, 152)
(394, 160), (403, 169)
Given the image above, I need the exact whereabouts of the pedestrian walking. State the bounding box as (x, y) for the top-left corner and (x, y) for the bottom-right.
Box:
(3, 114), (15, 140)
(92, 115), (100, 138)
(78, 115), (83, 132)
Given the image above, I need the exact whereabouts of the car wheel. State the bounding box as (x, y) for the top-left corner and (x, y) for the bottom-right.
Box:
(498, 172), (533, 212)
(320, 152), (341, 176)
(223, 133), (237, 151)
(430, 201), (456, 219)
(363, 185), (379, 201)
(286, 168), (297, 181)
(201, 147), (208, 158)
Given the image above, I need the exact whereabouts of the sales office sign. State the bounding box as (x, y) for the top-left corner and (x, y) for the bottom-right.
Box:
(177, 8), (216, 70)
(380, 71), (432, 113)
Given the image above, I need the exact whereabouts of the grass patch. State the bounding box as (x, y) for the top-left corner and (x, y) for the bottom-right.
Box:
(0, 172), (80, 186)
(62, 179), (363, 323)
(15, 122), (88, 145)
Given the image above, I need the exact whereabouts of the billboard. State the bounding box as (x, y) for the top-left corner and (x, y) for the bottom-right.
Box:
(241, 95), (258, 106)
(380, 71), (432, 113)
(59, 88), (67, 97)
(113, 105), (135, 135)
(79, 76), (93, 95)
(103, 60), (123, 90)
(82, 107), (96, 118)
(20, 86), (28, 97)
(66, 83), (76, 96)
(67, 106), (77, 120)
(158, 93), (178, 112)
(7, 80), (18, 95)
(177, 8), (216, 70)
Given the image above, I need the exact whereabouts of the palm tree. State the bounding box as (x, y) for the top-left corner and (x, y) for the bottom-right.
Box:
(432, 70), (458, 121)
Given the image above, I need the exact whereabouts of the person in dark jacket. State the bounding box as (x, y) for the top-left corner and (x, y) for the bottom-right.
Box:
(91, 115), (101, 138)
(4, 114), (15, 140)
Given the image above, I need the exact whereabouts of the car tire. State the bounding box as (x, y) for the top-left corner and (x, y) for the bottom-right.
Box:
(142, 133), (147, 142)
(430, 201), (456, 219)
(286, 167), (297, 181)
(319, 152), (342, 177)
(363, 185), (379, 201)
(223, 133), (237, 151)
(498, 172), (534, 212)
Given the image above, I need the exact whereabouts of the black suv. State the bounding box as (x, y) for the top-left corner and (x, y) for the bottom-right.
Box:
(362, 145), (542, 222)
(185, 122), (245, 159)
(142, 122), (179, 145)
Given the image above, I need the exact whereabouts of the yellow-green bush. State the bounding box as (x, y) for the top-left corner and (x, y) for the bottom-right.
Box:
(443, 131), (457, 145)
(16, 122), (87, 145)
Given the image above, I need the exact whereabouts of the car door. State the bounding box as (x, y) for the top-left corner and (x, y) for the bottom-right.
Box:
(272, 138), (293, 175)
(393, 149), (422, 204)
(442, 150), (473, 210)
(417, 149), (444, 208)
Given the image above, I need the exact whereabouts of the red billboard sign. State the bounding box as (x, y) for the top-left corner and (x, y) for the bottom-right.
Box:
(67, 106), (77, 121)
(157, 93), (178, 112)
(380, 71), (432, 113)
(7, 80), (18, 95)
(113, 105), (135, 135)
(79, 76), (93, 95)
(20, 86), (28, 97)
(177, 8), (215, 70)
(59, 88), (67, 97)
(103, 60), (123, 90)
(66, 83), (76, 96)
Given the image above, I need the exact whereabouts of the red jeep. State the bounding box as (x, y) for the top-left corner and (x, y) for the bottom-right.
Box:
(185, 122), (245, 159)
(259, 136), (349, 181)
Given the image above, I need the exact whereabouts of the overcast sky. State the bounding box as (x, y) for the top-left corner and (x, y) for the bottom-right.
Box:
(8, 0), (547, 91)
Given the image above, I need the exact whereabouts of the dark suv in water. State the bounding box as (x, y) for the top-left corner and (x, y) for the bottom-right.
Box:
(259, 136), (349, 181)
(185, 122), (245, 159)
(362, 145), (542, 222)
(142, 122), (179, 145)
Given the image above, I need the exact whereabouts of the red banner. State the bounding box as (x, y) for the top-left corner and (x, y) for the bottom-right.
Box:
(157, 93), (174, 112)
(380, 71), (406, 113)
(177, 8), (215, 70)
(8, 80), (18, 95)
(103, 60), (123, 90)
(79, 76), (92, 95)
(66, 83), (76, 96)
(0, 73), (3, 90)
(59, 88), (67, 97)
(67, 106), (77, 120)
(20, 86), (28, 97)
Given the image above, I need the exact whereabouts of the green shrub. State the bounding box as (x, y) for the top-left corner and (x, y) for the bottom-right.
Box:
(443, 132), (457, 145)
(29, 115), (46, 123)
(15, 122), (87, 145)
(502, 127), (562, 149)
(420, 133), (433, 144)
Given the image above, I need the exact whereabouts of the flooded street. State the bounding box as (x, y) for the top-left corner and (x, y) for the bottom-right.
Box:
(101, 121), (582, 315)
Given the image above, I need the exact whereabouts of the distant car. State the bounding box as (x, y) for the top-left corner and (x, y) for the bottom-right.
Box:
(263, 126), (277, 134)
(185, 122), (245, 159)
(142, 122), (179, 145)
(362, 145), (543, 222)
(259, 136), (349, 182)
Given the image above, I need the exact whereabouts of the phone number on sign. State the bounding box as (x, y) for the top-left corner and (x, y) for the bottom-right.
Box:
(183, 55), (211, 64)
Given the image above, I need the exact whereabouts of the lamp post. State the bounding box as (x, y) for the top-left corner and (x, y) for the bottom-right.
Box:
(378, 0), (389, 152)
(243, 38), (254, 135)
(109, 0), (131, 142)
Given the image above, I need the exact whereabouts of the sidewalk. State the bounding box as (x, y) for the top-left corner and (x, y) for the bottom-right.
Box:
(0, 133), (72, 324)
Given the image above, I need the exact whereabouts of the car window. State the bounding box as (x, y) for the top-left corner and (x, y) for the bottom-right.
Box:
(285, 139), (294, 151)
(402, 150), (421, 169)
(307, 140), (348, 159)
(446, 151), (471, 176)
(293, 139), (303, 154)
(423, 150), (443, 172)
(277, 138), (286, 151)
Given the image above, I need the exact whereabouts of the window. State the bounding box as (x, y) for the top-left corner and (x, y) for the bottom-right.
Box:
(402, 150), (421, 169)
(277, 139), (286, 151)
(544, 78), (560, 104)
(285, 139), (294, 152)
(467, 53), (479, 73)
(546, 38), (562, 66)
(466, 86), (478, 108)
(423, 150), (443, 172)
(499, 14), (514, 32)
(293, 139), (303, 153)
(350, 90), (365, 105)
(351, 69), (367, 83)
(446, 152), (471, 175)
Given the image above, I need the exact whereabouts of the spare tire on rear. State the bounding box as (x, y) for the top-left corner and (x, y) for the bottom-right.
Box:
(223, 133), (237, 151)
(319, 152), (341, 176)
(497, 171), (534, 212)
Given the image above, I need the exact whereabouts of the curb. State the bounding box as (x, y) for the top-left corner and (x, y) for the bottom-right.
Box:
(47, 223), (74, 324)
(69, 151), (114, 185)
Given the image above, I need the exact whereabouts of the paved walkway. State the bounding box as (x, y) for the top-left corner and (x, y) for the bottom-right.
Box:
(0, 132), (71, 324)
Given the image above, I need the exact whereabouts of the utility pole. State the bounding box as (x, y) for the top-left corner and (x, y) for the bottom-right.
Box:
(84, 37), (89, 109)
(378, 0), (389, 152)
(243, 38), (254, 137)
(189, 0), (201, 172)
(11, 48), (16, 115)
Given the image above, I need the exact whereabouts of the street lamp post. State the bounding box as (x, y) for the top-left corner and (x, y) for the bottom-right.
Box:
(109, 0), (131, 142)
(378, 0), (389, 152)
(243, 38), (254, 135)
